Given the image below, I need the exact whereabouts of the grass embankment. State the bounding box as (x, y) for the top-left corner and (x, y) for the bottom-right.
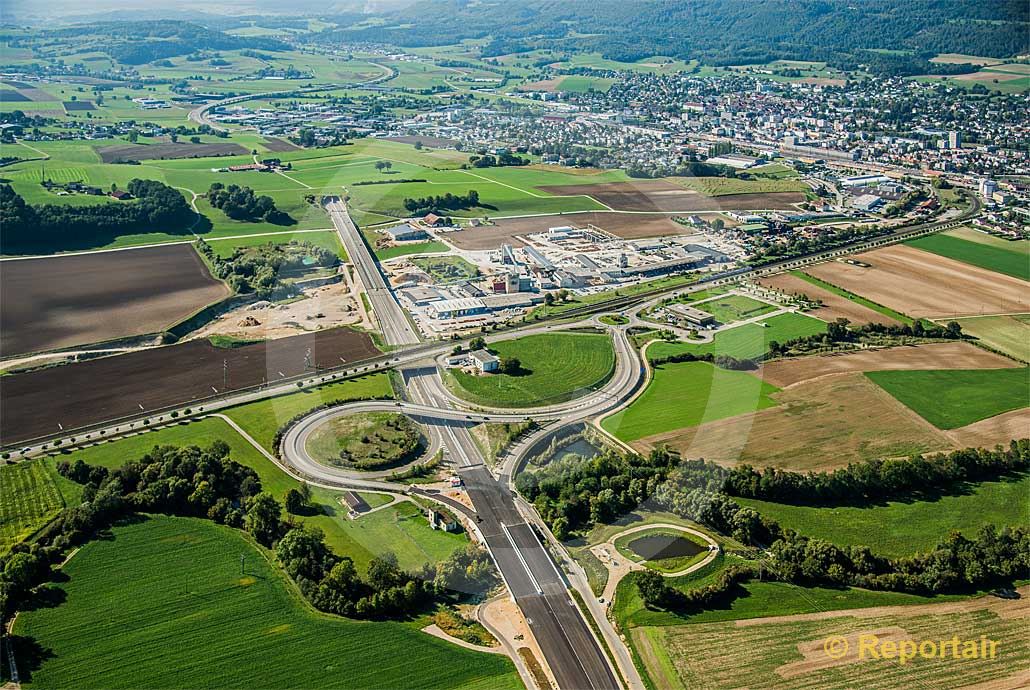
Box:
(907, 232), (1030, 281)
(445, 332), (615, 407)
(469, 421), (534, 465)
(737, 473), (1030, 558)
(0, 460), (82, 556)
(12, 515), (520, 690)
(222, 372), (393, 451)
(602, 361), (778, 442)
(789, 270), (913, 324)
(866, 367), (1029, 429)
(646, 312), (826, 362)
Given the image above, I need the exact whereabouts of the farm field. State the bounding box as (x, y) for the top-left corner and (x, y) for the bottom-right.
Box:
(632, 371), (955, 470)
(804, 245), (1030, 319)
(946, 225), (1030, 253)
(866, 367), (1030, 429)
(11, 515), (518, 690)
(537, 180), (805, 212)
(0, 244), (229, 356)
(602, 361), (778, 442)
(760, 341), (1019, 389)
(206, 229), (345, 259)
(646, 312), (826, 362)
(906, 232), (1030, 281)
(635, 589), (1029, 690)
(948, 313), (1030, 362)
(0, 459), (81, 556)
(1, 328), (381, 445)
(736, 473), (1030, 558)
(758, 272), (905, 326)
(444, 331), (615, 407)
(671, 176), (806, 196)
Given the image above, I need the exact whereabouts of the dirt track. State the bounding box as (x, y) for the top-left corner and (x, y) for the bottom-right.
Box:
(538, 180), (804, 212)
(0, 327), (380, 445)
(1, 244), (230, 357)
(806, 245), (1030, 319)
(761, 342), (1018, 388)
(759, 272), (900, 326)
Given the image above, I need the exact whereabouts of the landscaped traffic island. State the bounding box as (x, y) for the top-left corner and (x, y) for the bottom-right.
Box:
(305, 411), (425, 471)
(444, 331), (616, 407)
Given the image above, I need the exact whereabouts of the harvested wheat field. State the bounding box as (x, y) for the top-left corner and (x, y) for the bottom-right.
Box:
(806, 246), (1030, 319)
(538, 180), (805, 213)
(945, 408), (1030, 448)
(761, 342), (1018, 388)
(633, 372), (954, 471)
(644, 586), (1028, 690)
(759, 272), (900, 326)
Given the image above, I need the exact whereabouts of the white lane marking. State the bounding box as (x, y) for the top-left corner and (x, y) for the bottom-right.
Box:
(501, 523), (542, 595)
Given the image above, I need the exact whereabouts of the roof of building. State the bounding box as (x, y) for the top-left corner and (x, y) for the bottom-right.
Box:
(383, 223), (426, 238)
(429, 297), (486, 313)
(482, 293), (536, 309)
(668, 303), (716, 320)
(470, 349), (499, 364)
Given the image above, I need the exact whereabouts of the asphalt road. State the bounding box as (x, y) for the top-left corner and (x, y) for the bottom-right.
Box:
(401, 366), (622, 690)
(324, 197), (421, 346)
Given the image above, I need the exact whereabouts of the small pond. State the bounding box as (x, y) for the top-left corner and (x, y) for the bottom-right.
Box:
(627, 533), (704, 561)
(553, 437), (604, 463)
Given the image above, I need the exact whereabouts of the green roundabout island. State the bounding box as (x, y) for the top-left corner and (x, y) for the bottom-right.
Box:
(443, 331), (617, 408)
(304, 411), (426, 472)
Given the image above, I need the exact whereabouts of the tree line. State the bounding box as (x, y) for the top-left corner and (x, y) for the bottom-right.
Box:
(207, 183), (293, 225)
(515, 446), (679, 539)
(0, 443), (498, 623)
(1, 180), (195, 251)
(402, 190), (481, 215)
(723, 440), (1030, 506)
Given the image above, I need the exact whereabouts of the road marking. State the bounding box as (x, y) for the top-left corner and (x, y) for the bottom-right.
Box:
(501, 523), (542, 595)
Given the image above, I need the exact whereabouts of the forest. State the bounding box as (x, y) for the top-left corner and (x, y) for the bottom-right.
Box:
(321, 0), (1028, 76)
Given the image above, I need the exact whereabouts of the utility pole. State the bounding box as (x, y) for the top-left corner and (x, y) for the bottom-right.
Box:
(304, 348), (313, 372)
(223, 359), (228, 391)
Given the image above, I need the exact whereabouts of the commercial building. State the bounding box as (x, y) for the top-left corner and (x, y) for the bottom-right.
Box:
(667, 303), (716, 327)
(428, 297), (487, 319)
(470, 349), (500, 372)
(383, 223), (429, 242)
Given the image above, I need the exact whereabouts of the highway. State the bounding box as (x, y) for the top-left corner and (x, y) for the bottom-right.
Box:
(324, 196), (421, 346)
